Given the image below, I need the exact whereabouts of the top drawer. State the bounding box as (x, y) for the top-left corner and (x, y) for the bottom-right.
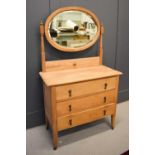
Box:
(56, 77), (117, 101)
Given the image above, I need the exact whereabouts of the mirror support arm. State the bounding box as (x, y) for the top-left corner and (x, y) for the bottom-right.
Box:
(40, 20), (46, 72)
(99, 23), (104, 65)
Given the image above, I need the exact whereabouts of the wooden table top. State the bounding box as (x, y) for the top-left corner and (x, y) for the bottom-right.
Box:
(39, 65), (122, 86)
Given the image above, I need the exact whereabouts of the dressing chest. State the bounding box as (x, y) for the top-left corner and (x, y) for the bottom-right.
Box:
(39, 6), (122, 150)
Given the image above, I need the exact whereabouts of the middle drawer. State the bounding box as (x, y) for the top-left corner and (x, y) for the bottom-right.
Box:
(57, 90), (116, 117)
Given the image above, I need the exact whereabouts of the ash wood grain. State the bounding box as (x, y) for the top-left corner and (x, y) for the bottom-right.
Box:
(43, 84), (51, 128)
(99, 24), (104, 65)
(40, 20), (46, 72)
(55, 77), (117, 101)
(46, 57), (100, 72)
(57, 103), (115, 131)
(39, 65), (122, 86)
(57, 90), (116, 117)
(111, 76), (120, 129)
(51, 87), (58, 150)
(43, 84), (48, 129)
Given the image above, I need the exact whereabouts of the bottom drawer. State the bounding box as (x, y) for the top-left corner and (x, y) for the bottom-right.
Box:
(57, 104), (116, 131)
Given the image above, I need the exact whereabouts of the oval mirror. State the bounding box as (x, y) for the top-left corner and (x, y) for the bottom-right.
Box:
(45, 7), (100, 52)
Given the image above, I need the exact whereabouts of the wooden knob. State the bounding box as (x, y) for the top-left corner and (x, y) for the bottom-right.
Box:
(104, 83), (108, 90)
(68, 105), (72, 112)
(103, 97), (106, 103)
(69, 119), (72, 126)
(68, 90), (72, 97)
(103, 110), (106, 115)
(73, 63), (77, 67)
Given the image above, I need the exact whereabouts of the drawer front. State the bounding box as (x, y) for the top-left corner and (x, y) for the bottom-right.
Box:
(57, 104), (115, 131)
(56, 77), (117, 101)
(57, 90), (116, 117)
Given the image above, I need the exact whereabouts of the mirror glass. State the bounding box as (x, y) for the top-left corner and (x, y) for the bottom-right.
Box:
(48, 10), (98, 48)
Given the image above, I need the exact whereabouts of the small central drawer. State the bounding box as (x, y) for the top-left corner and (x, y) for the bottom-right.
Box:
(57, 90), (116, 117)
(55, 77), (117, 101)
(57, 104), (115, 131)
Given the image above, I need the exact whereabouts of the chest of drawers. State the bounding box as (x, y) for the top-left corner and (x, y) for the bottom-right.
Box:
(39, 6), (122, 150)
(39, 59), (122, 149)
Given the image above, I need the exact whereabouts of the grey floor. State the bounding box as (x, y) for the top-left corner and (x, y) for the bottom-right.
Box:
(27, 101), (129, 155)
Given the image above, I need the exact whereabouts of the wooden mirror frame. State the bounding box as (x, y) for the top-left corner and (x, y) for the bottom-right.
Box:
(45, 6), (101, 52)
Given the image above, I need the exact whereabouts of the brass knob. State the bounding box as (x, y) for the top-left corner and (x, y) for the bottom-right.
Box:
(104, 83), (108, 90)
(68, 105), (72, 112)
(103, 97), (107, 103)
(69, 119), (72, 126)
(68, 90), (72, 97)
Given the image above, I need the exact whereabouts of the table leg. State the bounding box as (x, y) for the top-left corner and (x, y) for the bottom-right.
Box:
(111, 114), (116, 129)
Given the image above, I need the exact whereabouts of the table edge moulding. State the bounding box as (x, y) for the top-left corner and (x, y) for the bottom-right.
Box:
(39, 6), (122, 150)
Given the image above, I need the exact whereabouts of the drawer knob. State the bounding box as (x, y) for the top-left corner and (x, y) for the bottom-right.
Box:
(69, 119), (72, 126)
(104, 83), (108, 90)
(68, 90), (72, 97)
(68, 105), (72, 112)
(73, 63), (77, 67)
(103, 97), (107, 103)
(103, 110), (106, 115)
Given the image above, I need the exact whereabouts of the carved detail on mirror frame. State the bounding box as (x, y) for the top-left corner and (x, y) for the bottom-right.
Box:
(45, 7), (101, 52)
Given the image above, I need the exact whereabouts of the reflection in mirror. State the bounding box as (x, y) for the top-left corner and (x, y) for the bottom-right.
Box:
(48, 10), (97, 48)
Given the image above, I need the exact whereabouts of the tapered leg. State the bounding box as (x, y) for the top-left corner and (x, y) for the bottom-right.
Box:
(51, 87), (58, 150)
(45, 115), (49, 129)
(52, 126), (58, 150)
(111, 114), (116, 129)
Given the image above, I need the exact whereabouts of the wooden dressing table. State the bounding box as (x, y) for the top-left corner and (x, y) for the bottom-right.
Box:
(39, 7), (122, 150)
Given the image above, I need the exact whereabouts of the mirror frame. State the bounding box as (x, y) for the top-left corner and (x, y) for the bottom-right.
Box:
(45, 6), (101, 52)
